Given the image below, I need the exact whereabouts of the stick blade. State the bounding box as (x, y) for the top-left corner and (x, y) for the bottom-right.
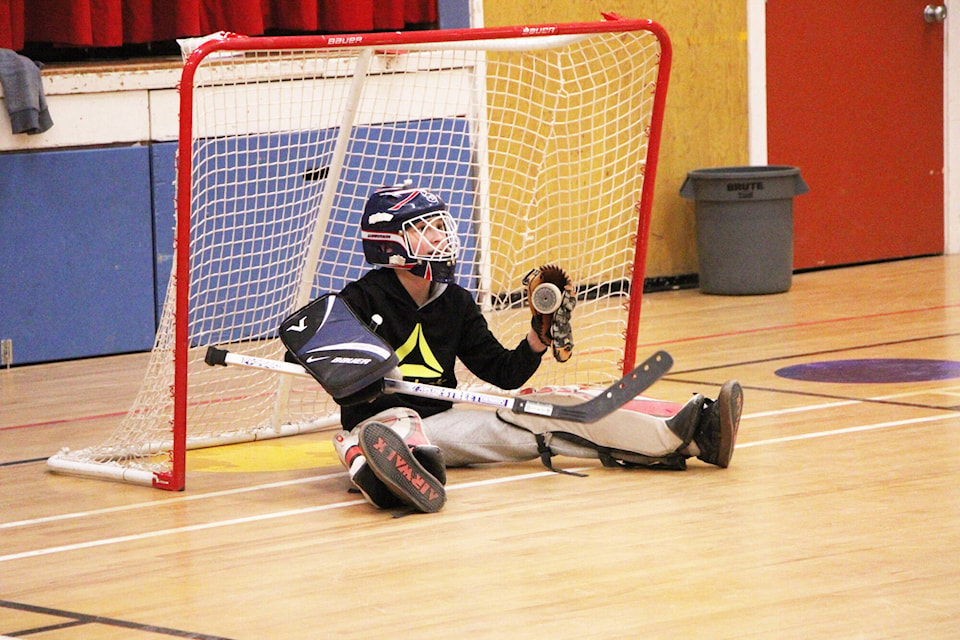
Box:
(521, 350), (673, 423)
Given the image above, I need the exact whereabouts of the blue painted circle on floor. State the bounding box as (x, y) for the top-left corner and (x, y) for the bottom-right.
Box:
(775, 359), (960, 384)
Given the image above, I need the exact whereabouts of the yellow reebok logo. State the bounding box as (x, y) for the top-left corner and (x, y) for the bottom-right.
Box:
(395, 323), (444, 380)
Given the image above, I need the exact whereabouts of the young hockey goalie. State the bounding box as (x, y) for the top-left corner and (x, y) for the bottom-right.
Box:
(283, 184), (743, 513)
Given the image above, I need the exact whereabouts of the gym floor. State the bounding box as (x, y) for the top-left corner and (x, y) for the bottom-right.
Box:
(2, 255), (959, 639)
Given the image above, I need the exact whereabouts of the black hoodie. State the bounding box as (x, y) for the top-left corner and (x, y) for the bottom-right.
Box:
(338, 268), (543, 429)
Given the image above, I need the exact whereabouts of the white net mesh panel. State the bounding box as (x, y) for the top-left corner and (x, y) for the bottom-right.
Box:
(48, 25), (667, 487)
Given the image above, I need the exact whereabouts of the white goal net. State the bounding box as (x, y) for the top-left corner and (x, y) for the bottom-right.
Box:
(48, 17), (672, 489)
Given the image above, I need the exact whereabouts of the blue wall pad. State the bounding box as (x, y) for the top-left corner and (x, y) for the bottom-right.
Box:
(0, 146), (156, 364)
(151, 141), (178, 327)
(164, 118), (475, 346)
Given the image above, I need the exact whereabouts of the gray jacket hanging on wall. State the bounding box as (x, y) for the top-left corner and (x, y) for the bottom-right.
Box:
(0, 49), (53, 135)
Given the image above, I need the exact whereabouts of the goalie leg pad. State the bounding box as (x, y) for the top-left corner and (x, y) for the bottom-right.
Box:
(496, 387), (692, 471)
(549, 431), (688, 471)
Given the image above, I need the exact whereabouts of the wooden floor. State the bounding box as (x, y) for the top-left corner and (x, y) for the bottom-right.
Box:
(3, 255), (960, 639)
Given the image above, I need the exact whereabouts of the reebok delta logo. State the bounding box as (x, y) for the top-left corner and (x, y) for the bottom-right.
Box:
(395, 323), (444, 380)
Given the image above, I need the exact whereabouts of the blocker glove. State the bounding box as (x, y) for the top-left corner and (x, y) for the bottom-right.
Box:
(280, 294), (399, 405)
(523, 264), (576, 363)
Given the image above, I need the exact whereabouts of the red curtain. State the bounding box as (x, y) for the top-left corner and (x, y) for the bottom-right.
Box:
(1, 0), (436, 51)
(0, 0), (24, 50)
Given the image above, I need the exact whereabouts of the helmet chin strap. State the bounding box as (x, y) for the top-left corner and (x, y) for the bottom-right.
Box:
(402, 259), (455, 284)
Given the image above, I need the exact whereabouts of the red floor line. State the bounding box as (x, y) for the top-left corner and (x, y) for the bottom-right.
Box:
(636, 302), (960, 348)
(0, 411), (128, 432)
(1, 387), (276, 432)
(7, 302), (958, 432)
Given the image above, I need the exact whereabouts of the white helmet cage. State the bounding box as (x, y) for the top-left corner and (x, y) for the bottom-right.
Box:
(401, 211), (460, 262)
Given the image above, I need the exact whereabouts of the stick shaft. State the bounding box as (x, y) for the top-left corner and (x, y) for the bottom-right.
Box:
(213, 348), (518, 410)
(206, 346), (671, 423)
(384, 379), (517, 411)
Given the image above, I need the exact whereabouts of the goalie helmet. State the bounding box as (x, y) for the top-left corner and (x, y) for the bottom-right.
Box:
(361, 185), (460, 283)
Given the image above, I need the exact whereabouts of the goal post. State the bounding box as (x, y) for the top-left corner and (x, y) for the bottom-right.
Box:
(47, 15), (673, 490)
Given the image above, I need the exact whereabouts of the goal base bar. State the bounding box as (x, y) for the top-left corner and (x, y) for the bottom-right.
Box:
(46, 455), (162, 487)
(46, 415), (339, 489)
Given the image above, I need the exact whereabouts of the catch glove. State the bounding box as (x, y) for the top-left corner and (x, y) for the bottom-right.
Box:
(523, 264), (576, 363)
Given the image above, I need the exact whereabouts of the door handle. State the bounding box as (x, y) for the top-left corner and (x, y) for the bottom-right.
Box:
(925, 4), (947, 23)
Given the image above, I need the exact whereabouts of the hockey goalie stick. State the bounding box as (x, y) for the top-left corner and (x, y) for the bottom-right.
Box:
(205, 346), (673, 423)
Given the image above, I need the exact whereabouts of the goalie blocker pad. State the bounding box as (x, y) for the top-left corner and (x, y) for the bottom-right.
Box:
(280, 294), (399, 405)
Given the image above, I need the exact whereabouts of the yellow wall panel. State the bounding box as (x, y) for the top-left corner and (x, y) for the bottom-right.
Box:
(478, 28), (668, 291)
(483, 0), (749, 277)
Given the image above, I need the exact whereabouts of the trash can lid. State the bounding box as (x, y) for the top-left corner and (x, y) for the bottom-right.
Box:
(685, 165), (802, 179)
(680, 165), (809, 201)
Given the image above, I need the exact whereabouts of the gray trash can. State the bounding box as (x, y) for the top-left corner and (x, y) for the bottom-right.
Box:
(680, 165), (809, 295)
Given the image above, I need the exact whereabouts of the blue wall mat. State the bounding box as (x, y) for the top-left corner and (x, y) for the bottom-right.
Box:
(438, 0), (471, 29)
(151, 142), (178, 328)
(0, 146), (156, 364)
(322, 118), (478, 291)
(165, 118), (476, 346)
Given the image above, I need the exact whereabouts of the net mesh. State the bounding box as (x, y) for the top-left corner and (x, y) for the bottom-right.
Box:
(48, 26), (667, 485)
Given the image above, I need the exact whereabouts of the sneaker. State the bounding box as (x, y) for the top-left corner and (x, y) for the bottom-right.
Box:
(334, 429), (404, 509)
(350, 463), (405, 509)
(666, 394), (705, 444)
(411, 444), (447, 485)
(358, 421), (446, 513)
(693, 380), (743, 468)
